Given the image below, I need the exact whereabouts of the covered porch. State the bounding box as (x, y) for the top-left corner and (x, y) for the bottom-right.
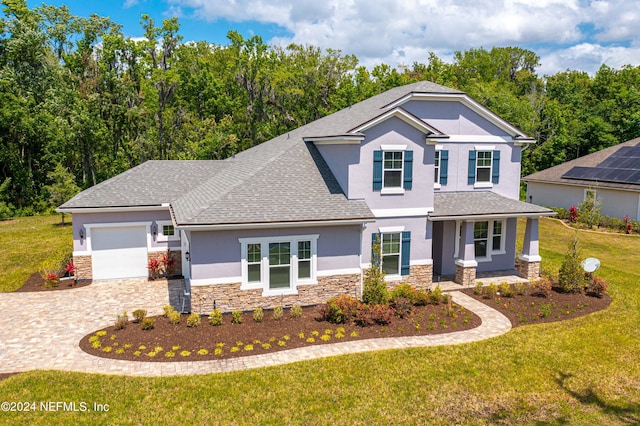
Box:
(430, 192), (555, 286)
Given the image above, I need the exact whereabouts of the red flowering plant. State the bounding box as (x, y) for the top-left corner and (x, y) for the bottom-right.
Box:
(624, 215), (632, 234)
(43, 272), (58, 288)
(147, 258), (161, 280)
(568, 205), (578, 223)
(64, 261), (76, 277)
(160, 250), (175, 276)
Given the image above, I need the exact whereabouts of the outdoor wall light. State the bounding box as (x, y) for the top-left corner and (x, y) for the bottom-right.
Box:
(151, 223), (158, 238)
(185, 251), (190, 261)
(79, 228), (84, 239)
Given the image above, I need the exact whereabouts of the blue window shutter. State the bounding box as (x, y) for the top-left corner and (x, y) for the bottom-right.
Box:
(468, 150), (476, 184)
(373, 150), (383, 191)
(440, 150), (449, 185)
(403, 150), (413, 189)
(401, 231), (411, 276)
(492, 150), (500, 184)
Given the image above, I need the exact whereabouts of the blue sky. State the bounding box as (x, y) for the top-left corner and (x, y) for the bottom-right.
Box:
(18, 0), (640, 76)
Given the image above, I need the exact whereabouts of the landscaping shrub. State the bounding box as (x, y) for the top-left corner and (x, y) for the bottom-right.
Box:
(415, 290), (430, 306)
(484, 283), (498, 299)
(362, 234), (388, 305)
(327, 295), (361, 321)
(132, 309), (147, 323)
(473, 281), (484, 296)
(208, 309), (223, 326)
(370, 304), (394, 325)
(389, 283), (419, 304)
(253, 307), (264, 323)
(141, 317), (155, 330)
(391, 297), (413, 318)
(578, 194), (602, 228)
(568, 205), (578, 223)
(231, 310), (243, 324)
(114, 312), (128, 330)
(168, 310), (181, 325)
(514, 281), (529, 296)
(272, 306), (283, 321)
(354, 305), (374, 326)
(559, 235), (585, 293)
(586, 276), (608, 298)
(499, 282), (514, 298)
(290, 305), (302, 318)
(187, 313), (201, 327)
(429, 285), (443, 304)
(163, 305), (175, 317)
(530, 275), (552, 298)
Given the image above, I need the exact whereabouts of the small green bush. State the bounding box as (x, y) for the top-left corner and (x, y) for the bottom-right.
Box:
(114, 312), (128, 330)
(132, 309), (147, 323)
(208, 309), (223, 326)
(499, 282), (514, 298)
(391, 297), (413, 318)
(290, 305), (303, 318)
(141, 317), (155, 330)
(389, 284), (419, 304)
(415, 290), (430, 306)
(253, 307), (264, 323)
(586, 276), (608, 298)
(187, 313), (201, 327)
(327, 295), (361, 321)
(163, 305), (175, 317)
(559, 236), (585, 293)
(484, 283), (498, 299)
(168, 310), (181, 325)
(429, 285), (443, 304)
(362, 234), (388, 305)
(514, 281), (529, 296)
(231, 310), (243, 324)
(272, 306), (283, 321)
(473, 281), (484, 295)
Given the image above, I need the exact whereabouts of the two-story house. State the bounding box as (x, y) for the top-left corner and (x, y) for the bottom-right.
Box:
(58, 81), (553, 311)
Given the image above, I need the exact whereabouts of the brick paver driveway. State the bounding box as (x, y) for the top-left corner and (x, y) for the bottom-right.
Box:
(0, 282), (511, 377)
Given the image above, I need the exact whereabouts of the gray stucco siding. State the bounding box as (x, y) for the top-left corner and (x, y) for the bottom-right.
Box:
(315, 143), (361, 199)
(71, 210), (177, 253)
(401, 100), (511, 136)
(189, 225), (362, 281)
(528, 182), (640, 220)
(362, 216), (431, 266)
(348, 117), (435, 211)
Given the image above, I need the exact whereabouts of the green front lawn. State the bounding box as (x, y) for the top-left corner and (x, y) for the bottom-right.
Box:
(0, 215), (72, 292)
(1, 217), (639, 424)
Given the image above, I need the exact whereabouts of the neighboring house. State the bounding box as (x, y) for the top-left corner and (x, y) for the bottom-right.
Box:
(524, 137), (640, 220)
(58, 81), (553, 311)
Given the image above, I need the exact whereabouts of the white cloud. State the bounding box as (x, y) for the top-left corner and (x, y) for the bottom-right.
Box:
(168, 0), (640, 75)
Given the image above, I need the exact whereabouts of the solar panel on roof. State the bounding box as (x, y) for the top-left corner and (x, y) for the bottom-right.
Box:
(561, 144), (640, 185)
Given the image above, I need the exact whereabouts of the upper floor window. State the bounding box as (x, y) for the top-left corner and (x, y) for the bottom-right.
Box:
(468, 149), (500, 187)
(476, 151), (492, 183)
(434, 151), (440, 184)
(373, 148), (413, 193)
(383, 151), (403, 188)
(434, 149), (449, 187)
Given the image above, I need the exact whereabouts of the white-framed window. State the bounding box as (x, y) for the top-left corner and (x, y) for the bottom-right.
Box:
(454, 219), (506, 261)
(381, 232), (401, 276)
(156, 220), (179, 242)
(476, 151), (493, 183)
(240, 235), (318, 295)
(383, 151), (404, 189)
(434, 150), (441, 184)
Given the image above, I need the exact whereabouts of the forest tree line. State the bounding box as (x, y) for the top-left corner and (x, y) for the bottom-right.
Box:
(1, 0), (639, 217)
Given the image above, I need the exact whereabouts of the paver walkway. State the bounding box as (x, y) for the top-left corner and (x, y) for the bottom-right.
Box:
(0, 280), (511, 377)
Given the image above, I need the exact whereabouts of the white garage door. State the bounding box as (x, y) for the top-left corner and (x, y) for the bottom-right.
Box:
(91, 226), (148, 280)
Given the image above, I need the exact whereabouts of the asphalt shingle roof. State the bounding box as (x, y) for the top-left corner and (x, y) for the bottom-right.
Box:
(523, 138), (640, 191)
(61, 81), (530, 226)
(431, 192), (554, 219)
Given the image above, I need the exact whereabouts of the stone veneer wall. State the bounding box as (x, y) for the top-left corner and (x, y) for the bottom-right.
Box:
(73, 255), (92, 280)
(147, 250), (182, 278)
(515, 258), (540, 280)
(455, 265), (476, 286)
(189, 274), (360, 313)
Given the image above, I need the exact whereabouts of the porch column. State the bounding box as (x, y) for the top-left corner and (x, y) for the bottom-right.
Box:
(455, 221), (477, 286)
(517, 217), (541, 280)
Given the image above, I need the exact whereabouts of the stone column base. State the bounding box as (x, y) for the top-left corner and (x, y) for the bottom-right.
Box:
(455, 264), (476, 286)
(73, 255), (92, 280)
(516, 258), (540, 280)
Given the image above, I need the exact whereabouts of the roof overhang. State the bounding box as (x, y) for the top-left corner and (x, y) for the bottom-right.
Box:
(304, 134), (365, 145)
(176, 218), (375, 231)
(56, 204), (171, 214)
(429, 211), (556, 221)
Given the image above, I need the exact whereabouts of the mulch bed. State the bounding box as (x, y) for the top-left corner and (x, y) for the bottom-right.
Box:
(0, 373), (19, 382)
(462, 286), (611, 327)
(80, 302), (481, 362)
(15, 272), (91, 292)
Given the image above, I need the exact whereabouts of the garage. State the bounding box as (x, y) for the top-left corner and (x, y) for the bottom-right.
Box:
(91, 226), (148, 280)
